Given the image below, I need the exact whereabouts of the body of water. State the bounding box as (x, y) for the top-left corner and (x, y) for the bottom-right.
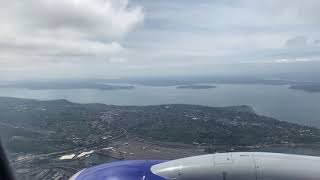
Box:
(0, 84), (319, 128)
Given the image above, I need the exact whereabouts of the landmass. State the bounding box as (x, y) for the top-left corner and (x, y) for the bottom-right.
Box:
(0, 97), (320, 179)
(111, 77), (294, 86)
(176, 84), (216, 89)
(289, 84), (320, 93)
(0, 82), (134, 90)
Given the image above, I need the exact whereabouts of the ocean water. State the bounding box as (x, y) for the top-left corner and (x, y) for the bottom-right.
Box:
(0, 84), (319, 128)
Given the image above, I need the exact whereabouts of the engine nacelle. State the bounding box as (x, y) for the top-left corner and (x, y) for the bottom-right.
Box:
(70, 152), (320, 180)
(69, 160), (167, 180)
(151, 152), (320, 180)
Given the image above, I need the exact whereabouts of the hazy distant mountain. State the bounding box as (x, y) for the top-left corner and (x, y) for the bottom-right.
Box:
(0, 82), (134, 90)
(273, 72), (320, 83)
(176, 85), (216, 89)
(290, 85), (320, 92)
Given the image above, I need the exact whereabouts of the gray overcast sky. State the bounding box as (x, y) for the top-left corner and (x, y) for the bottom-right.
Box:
(0, 0), (320, 80)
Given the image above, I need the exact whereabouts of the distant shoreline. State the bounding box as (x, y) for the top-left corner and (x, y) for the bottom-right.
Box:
(0, 83), (135, 91)
(176, 84), (216, 89)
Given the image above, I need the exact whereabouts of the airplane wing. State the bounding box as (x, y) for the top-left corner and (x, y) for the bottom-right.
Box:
(0, 140), (16, 180)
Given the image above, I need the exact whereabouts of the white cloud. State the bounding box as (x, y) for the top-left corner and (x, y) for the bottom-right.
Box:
(274, 59), (290, 63)
(274, 58), (315, 64)
(0, 0), (143, 59)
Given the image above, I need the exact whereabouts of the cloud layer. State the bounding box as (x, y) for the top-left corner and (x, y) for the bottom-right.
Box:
(1, 0), (320, 79)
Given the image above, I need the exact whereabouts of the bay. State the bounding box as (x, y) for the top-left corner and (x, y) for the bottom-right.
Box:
(0, 84), (319, 127)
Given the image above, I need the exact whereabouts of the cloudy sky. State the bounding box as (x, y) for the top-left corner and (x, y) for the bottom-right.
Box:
(0, 0), (320, 80)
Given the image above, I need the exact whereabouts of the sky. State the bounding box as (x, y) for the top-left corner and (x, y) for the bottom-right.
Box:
(0, 0), (320, 80)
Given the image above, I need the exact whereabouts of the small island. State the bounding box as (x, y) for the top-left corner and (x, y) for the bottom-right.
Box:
(289, 84), (320, 93)
(176, 84), (216, 89)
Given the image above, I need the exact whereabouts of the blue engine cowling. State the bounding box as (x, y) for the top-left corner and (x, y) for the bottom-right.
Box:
(70, 160), (167, 180)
